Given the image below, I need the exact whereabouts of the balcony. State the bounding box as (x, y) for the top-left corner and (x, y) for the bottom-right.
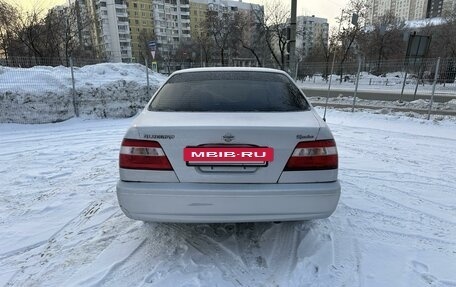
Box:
(119, 37), (131, 43)
(121, 47), (132, 53)
(118, 27), (130, 34)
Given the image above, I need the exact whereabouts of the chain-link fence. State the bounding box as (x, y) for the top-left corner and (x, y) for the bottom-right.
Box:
(297, 57), (456, 119)
(0, 56), (106, 68)
(298, 58), (456, 95)
(0, 57), (163, 124)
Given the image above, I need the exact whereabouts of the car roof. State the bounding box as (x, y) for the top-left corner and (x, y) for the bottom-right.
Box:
(170, 67), (290, 77)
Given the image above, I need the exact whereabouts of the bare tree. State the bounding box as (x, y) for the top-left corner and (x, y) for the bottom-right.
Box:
(3, 1), (95, 65)
(303, 29), (337, 80)
(205, 8), (242, 66)
(137, 28), (156, 64)
(357, 10), (405, 74)
(47, 2), (96, 63)
(193, 19), (214, 66)
(253, 0), (290, 70)
(335, 0), (369, 82)
(14, 8), (53, 61)
(173, 40), (197, 68)
(236, 7), (267, 67)
(427, 13), (456, 83)
(0, 0), (18, 62)
(428, 13), (456, 59)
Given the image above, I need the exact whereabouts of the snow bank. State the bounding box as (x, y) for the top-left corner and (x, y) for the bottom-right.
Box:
(0, 63), (167, 123)
(447, 99), (456, 109)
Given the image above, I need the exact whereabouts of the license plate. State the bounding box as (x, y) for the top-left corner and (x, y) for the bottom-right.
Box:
(184, 147), (274, 166)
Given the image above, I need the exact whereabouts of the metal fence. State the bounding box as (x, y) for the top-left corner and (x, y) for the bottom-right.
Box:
(0, 56), (158, 124)
(297, 57), (456, 95)
(297, 57), (456, 120)
(1, 56), (455, 124)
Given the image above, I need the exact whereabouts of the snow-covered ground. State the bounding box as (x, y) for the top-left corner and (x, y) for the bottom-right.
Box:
(1, 109), (455, 287)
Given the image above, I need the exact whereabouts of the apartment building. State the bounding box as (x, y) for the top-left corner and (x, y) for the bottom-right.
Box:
(87, 0), (132, 62)
(127, 0), (154, 61)
(190, 0), (262, 38)
(427, 0), (456, 17)
(189, 0), (206, 39)
(368, 0), (456, 23)
(296, 15), (329, 59)
(77, 0), (264, 63)
(442, 0), (456, 13)
(368, 0), (427, 22)
(151, 0), (191, 57)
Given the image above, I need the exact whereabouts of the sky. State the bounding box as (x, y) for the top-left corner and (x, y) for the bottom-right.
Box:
(9, 0), (350, 27)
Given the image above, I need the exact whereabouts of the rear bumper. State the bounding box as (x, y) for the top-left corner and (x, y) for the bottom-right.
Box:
(116, 181), (341, 223)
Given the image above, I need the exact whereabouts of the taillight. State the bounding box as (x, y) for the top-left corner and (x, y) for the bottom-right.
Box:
(284, 139), (338, 171)
(119, 139), (173, 170)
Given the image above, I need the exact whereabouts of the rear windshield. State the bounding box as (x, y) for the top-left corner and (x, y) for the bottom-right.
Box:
(148, 71), (310, 112)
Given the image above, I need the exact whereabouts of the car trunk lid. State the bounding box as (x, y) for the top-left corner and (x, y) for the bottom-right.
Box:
(130, 111), (322, 183)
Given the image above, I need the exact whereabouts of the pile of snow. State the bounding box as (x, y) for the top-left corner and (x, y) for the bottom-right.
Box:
(0, 63), (166, 93)
(0, 63), (167, 123)
(447, 99), (456, 109)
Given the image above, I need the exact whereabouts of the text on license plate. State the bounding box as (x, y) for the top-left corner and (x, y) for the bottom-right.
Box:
(184, 147), (274, 162)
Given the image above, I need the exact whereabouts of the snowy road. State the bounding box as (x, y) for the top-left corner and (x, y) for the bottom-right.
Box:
(1, 110), (455, 287)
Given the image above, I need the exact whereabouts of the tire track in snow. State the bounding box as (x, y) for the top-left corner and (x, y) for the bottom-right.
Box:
(0, 202), (102, 260)
(141, 222), (307, 287)
(344, 181), (456, 228)
(263, 222), (301, 285)
(65, 236), (146, 287)
(410, 260), (456, 287)
(311, 218), (362, 287)
(342, 170), (456, 193)
(331, 122), (456, 142)
(164, 223), (255, 286)
(344, 175), (456, 212)
(332, 236), (362, 286)
(4, 200), (119, 286)
(336, 203), (456, 253)
(0, 128), (123, 157)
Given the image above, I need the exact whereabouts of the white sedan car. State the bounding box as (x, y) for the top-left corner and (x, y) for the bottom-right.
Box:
(116, 67), (340, 223)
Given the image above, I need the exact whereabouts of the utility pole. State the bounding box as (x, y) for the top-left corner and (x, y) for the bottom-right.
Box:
(289, 0), (297, 78)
